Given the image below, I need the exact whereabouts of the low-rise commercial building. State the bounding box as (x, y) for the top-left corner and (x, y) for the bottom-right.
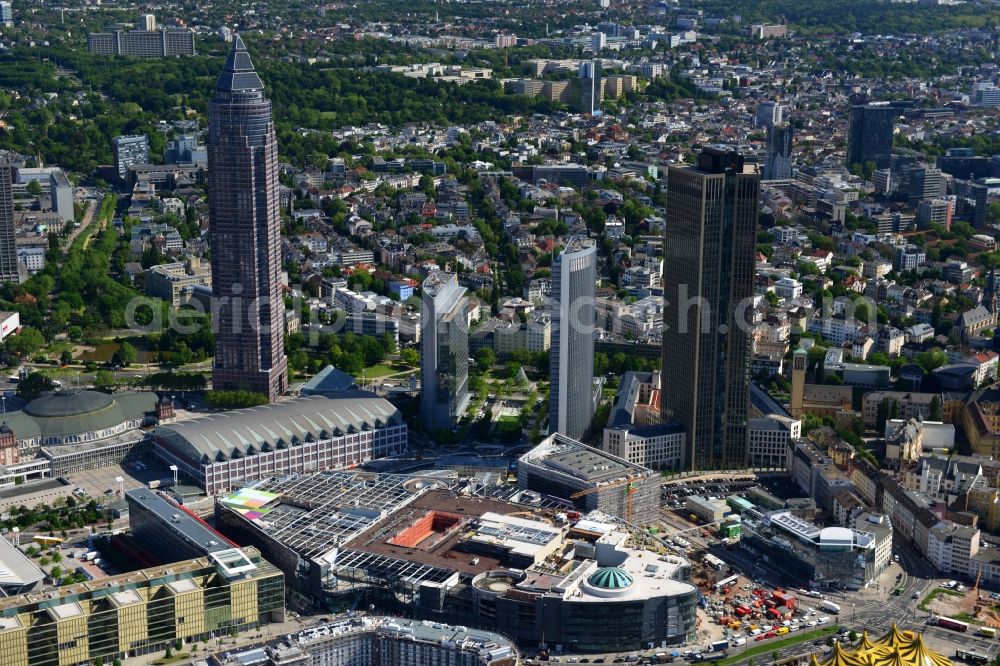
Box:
(151, 392), (407, 494)
(686, 496), (726, 523)
(740, 509), (892, 589)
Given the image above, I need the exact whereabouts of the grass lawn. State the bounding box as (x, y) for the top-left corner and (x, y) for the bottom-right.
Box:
(152, 653), (190, 665)
(359, 364), (411, 379)
(492, 414), (523, 442)
(494, 415), (521, 432)
(715, 626), (840, 666)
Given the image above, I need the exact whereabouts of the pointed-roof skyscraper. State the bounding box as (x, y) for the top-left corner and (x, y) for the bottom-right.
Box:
(208, 35), (288, 401)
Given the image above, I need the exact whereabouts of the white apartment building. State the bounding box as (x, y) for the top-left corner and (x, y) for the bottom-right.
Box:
(493, 314), (551, 357)
(748, 414), (801, 469)
(808, 315), (864, 345)
(774, 277), (803, 300)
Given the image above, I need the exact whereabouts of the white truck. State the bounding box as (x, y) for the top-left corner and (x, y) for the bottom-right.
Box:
(818, 600), (841, 614)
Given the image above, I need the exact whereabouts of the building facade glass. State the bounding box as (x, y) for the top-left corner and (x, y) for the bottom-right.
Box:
(208, 36), (288, 401)
(662, 149), (758, 470)
(549, 239), (597, 440)
(421, 272), (470, 432)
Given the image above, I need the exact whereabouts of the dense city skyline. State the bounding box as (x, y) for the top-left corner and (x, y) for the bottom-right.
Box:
(0, 1), (999, 664)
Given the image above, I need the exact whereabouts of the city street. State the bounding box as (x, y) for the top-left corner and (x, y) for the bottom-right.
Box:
(650, 481), (1000, 666)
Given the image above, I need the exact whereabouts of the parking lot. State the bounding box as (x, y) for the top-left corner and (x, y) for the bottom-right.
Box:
(66, 459), (177, 499)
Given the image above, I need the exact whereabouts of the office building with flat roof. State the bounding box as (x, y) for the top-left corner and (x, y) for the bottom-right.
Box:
(112, 134), (149, 182)
(48, 171), (73, 223)
(0, 547), (282, 666)
(518, 432), (661, 524)
(662, 148), (758, 470)
(87, 28), (196, 57)
(421, 271), (470, 432)
(145, 258), (212, 307)
(549, 238), (597, 440)
(739, 509), (892, 589)
(126, 488), (237, 563)
(847, 103), (895, 170)
(602, 371), (686, 471)
(748, 414), (801, 469)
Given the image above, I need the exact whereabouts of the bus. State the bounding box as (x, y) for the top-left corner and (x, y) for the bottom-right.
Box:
(936, 617), (970, 633)
(32, 535), (63, 547)
(956, 650), (989, 664)
(977, 627), (997, 639)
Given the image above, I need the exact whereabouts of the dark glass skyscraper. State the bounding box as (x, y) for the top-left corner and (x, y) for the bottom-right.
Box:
(662, 148), (759, 470)
(764, 123), (794, 180)
(208, 36), (288, 401)
(421, 271), (470, 433)
(0, 159), (18, 284)
(847, 103), (895, 170)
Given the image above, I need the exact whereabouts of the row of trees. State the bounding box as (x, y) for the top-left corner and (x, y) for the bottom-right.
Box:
(698, 0), (1000, 35)
(286, 331), (398, 376)
(138, 372), (208, 391)
(1, 499), (105, 533)
(2, 196), (144, 343)
(205, 390), (269, 410)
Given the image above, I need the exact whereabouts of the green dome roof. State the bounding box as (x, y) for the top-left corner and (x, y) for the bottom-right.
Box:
(587, 567), (633, 590)
(25, 390), (114, 418)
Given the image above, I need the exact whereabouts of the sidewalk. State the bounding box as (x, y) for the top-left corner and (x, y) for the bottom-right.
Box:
(127, 615), (313, 666)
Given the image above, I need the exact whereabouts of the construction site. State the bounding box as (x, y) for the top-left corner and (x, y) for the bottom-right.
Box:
(517, 433), (662, 524)
(924, 572), (1000, 633)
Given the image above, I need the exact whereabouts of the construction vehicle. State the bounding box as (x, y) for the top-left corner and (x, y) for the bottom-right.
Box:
(570, 474), (638, 523)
